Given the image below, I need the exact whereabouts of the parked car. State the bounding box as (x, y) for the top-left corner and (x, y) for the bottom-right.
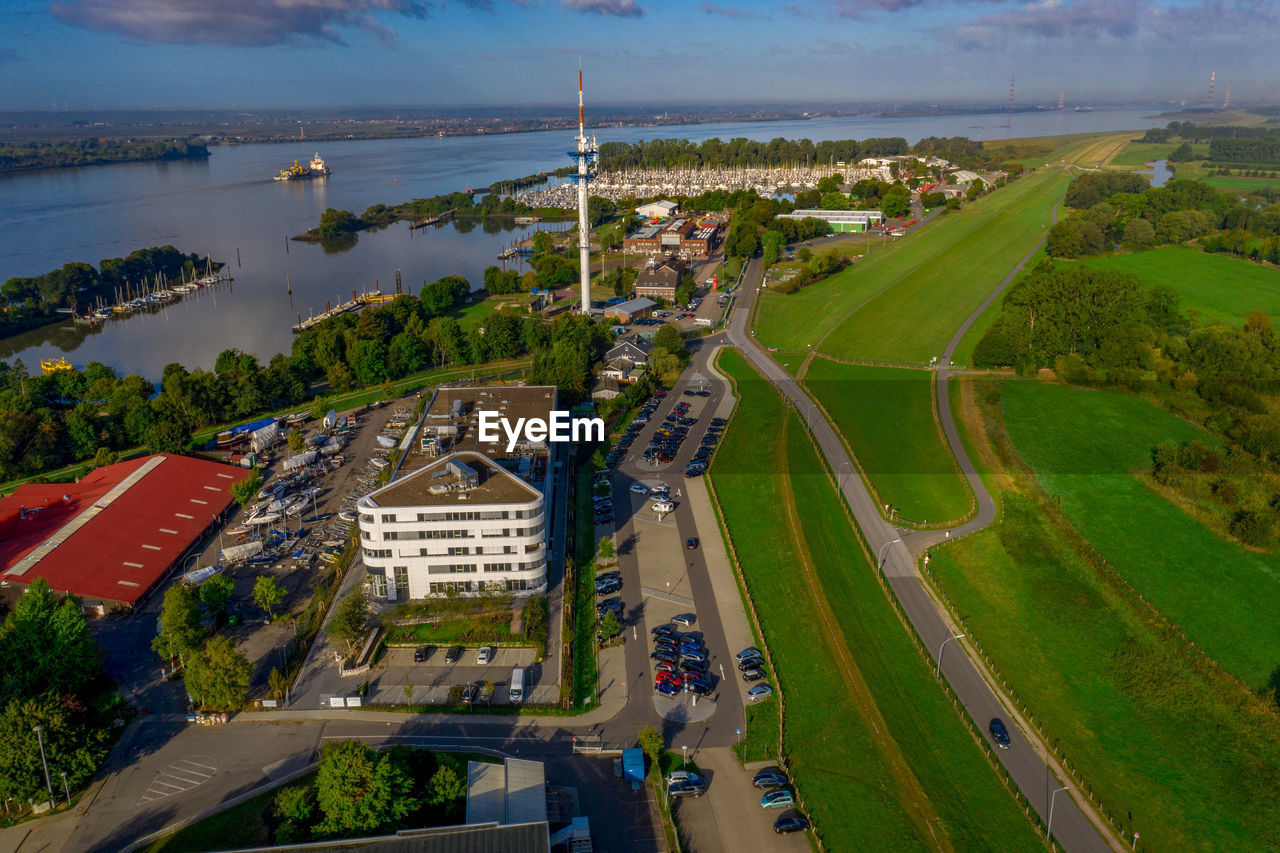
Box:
(595, 578), (622, 595)
(651, 624), (678, 638)
(669, 780), (706, 798)
(444, 646), (463, 664)
(736, 646), (761, 662)
(774, 815), (810, 834)
(752, 768), (788, 789)
(742, 667), (766, 682)
(684, 680), (713, 697)
(747, 684), (775, 703)
(413, 646), (430, 663)
(989, 717), (1012, 749)
(761, 790), (795, 809)
(671, 613), (697, 627)
(629, 483), (648, 495)
(461, 682), (480, 704)
(476, 646), (494, 665)
(655, 681), (681, 697)
(738, 656), (764, 671)
(686, 537), (699, 550)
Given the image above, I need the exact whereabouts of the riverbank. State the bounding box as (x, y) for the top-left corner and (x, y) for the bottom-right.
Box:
(0, 139), (208, 174)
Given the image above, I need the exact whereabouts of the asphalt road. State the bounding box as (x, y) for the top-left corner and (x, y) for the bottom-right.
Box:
(727, 257), (1114, 853)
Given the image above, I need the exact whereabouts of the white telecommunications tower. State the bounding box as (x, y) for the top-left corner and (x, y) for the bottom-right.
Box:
(570, 70), (599, 315)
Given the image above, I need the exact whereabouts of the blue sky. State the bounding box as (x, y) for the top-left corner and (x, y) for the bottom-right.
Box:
(0, 0), (1276, 110)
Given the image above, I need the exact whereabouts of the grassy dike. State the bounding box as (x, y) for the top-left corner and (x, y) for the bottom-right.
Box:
(709, 348), (1041, 851)
(804, 357), (973, 526)
(927, 377), (1280, 850)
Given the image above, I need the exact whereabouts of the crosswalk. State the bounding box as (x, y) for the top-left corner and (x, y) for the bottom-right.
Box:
(137, 756), (216, 804)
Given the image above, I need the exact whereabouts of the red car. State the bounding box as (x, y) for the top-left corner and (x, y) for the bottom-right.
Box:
(655, 671), (684, 688)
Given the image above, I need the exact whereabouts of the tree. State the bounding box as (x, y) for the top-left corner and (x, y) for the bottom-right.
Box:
(761, 231), (785, 268)
(653, 324), (686, 359)
(1123, 218), (1156, 245)
(596, 536), (615, 563)
(599, 610), (621, 640)
(325, 587), (371, 656)
(315, 740), (418, 835)
(268, 666), (289, 702)
(145, 417), (190, 454)
(882, 193), (911, 218)
(0, 693), (108, 802)
(637, 725), (664, 774)
(185, 635), (251, 710)
(0, 578), (99, 705)
(273, 784), (316, 844)
(231, 468), (263, 509)
(199, 573), (235, 614)
(531, 230), (555, 258)
(153, 582), (205, 667)
(287, 429), (306, 454)
(427, 763), (467, 812)
(253, 574), (287, 621)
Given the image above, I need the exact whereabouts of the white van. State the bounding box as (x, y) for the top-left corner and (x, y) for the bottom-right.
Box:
(509, 667), (526, 705)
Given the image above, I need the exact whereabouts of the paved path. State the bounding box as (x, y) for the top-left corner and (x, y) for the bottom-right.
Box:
(727, 250), (1119, 853)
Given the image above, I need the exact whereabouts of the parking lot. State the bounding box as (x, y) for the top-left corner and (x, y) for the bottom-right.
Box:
(359, 644), (543, 706)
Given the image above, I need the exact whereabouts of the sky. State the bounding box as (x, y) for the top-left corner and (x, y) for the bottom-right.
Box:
(0, 0), (1276, 111)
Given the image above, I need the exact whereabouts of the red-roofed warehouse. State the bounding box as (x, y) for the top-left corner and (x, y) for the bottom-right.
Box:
(0, 454), (250, 611)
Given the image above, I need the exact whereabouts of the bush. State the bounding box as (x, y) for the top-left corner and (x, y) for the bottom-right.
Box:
(1229, 509), (1273, 547)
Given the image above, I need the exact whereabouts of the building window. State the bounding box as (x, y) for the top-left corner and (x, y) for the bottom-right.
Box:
(483, 562), (513, 573)
(363, 548), (391, 559)
(428, 563), (477, 574)
(393, 566), (409, 600)
(381, 513), (397, 523)
(430, 581), (474, 594)
(506, 579), (530, 591)
(361, 530), (372, 541)
(368, 571), (388, 598)
(447, 546), (469, 556)
(360, 514), (374, 525)
(384, 531), (399, 541)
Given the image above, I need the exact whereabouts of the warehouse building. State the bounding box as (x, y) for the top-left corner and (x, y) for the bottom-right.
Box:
(603, 297), (656, 325)
(776, 208), (883, 232)
(635, 200), (679, 218)
(623, 216), (720, 257)
(0, 454), (250, 612)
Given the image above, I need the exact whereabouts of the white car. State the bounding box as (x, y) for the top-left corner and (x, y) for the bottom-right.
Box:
(477, 646), (494, 665)
(651, 500), (675, 513)
(747, 684), (774, 703)
(629, 483), (649, 495)
(653, 481), (670, 492)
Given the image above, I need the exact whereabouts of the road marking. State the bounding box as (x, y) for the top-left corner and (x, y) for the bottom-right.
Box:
(137, 755), (217, 805)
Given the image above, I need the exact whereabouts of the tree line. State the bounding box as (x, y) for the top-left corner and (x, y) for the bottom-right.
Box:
(0, 138), (208, 172)
(599, 136), (910, 170)
(975, 260), (1280, 548)
(1047, 174), (1280, 259)
(0, 273), (612, 483)
(0, 246), (214, 337)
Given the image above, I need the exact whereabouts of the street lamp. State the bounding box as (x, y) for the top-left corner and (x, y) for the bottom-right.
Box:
(60, 771), (70, 807)
(877, 537), (901, 568)
(935, 634), (964, 676)
(1048, 785), (1068, 839)
(682, 745), (688, 770)
(32, 725), (53, 807)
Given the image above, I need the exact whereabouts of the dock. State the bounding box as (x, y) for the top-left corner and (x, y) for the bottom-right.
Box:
(408, 208), (456, 230)
(292, 289), (400, 333)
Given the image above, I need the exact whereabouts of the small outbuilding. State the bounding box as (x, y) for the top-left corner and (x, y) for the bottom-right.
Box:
(603, 297), (657, 325)
(635, 200), (678, 219)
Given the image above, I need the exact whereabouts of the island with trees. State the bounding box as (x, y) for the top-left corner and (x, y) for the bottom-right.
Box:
(0, 138), (209, 173)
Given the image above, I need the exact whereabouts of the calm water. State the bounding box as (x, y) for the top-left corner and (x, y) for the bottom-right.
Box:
(1148, 159), (1174, 187)
(0, 106), (1162, 377)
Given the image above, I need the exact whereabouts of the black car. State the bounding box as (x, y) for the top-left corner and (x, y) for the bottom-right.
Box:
(686, 537), (699, 550)
(444, 646), (463, 664)
(596, 597), (623, 614)
(989, 717), (1012, 749)
(651, 650), (678, 663)
(680, 659), (709, 674)
(596, 570), (620, 581)
(753, 768), (788, 789)
(651, 624), (678, 637)
(677, 630), (704, 642)
(738, 656), (765, 671)
(684, 680), (712, 697)
(413, 646), (431, 663)
(774, 816), (810, 834)
(596, 579), (621, 595)
(742, 667), (766, 682)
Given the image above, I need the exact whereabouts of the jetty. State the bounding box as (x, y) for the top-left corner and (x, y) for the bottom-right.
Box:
(408, 208), (456, 230)
(292, 288), (400, 333)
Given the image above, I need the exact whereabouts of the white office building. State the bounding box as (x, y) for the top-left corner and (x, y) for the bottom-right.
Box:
(358, 451), (548, 599)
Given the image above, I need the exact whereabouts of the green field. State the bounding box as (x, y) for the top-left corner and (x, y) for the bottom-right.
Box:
(1079, 247), (1280, 324)
(1000, 381), (1280, 686)
(712, 349), (1039, 852)
(930, 384), (1280, 850)
(1107, 140), (1176, 167)
(754, 167), (1069, 365)
(804, 358), (971, 524)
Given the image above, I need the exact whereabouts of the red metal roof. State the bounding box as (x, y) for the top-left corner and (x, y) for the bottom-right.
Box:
(0, 455), (251, 605)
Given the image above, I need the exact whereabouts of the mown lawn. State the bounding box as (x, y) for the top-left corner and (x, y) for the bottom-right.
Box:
(755, 167), (1069, 365)
(1000, 381), (1280, 688)
(712, 348), (1037, 851)
(1078, 246), (1280, 324)
(930, 492), (1280, 852)
(1107, 140), (1177, 167)
(805, 358), (971, 525)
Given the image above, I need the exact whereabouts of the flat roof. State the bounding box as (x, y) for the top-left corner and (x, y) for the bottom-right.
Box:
(409, 385), (558, 473)
(606, 297), (656, 315)
(240, 822), (550, 853)
(367, 452), (540, 509)
(0, 455), (250, 604)
(628, 225), (663, 239)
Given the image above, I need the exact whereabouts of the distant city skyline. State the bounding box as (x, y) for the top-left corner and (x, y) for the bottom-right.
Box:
(0, 0), (1276, 111)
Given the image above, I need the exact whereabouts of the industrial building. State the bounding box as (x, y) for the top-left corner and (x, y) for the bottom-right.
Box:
(635, 200), (678, 218)
(0, 454), (250, 612)
(622, 217), (720, 257)
(776, 208), (884, 232)
(602, 297), (656, 325)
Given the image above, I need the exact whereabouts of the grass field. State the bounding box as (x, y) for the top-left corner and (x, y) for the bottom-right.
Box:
(804, 357), (971, 524)
(712, 349), (1039, 852)
(1107, 140), (1175, 167)
(754, 167), (1069, 365)
(1000, 381), (1280, 687)
(929, 381), (1280, 851)
(1077, 246), (1280, 324)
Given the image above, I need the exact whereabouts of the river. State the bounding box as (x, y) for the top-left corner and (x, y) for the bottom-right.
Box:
(0, 106), (1163, 377)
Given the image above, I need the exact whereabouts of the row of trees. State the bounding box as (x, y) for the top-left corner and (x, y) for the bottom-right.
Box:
(1, 245), (212, 337)
(0, 138), (208, 172)
(599, 136), (910, 170)
(1047, 175), (1280, 258)
(0, 579), (111, 805)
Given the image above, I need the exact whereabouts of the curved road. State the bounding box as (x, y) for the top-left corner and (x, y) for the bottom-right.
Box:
(727, 253), (1116, 853)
